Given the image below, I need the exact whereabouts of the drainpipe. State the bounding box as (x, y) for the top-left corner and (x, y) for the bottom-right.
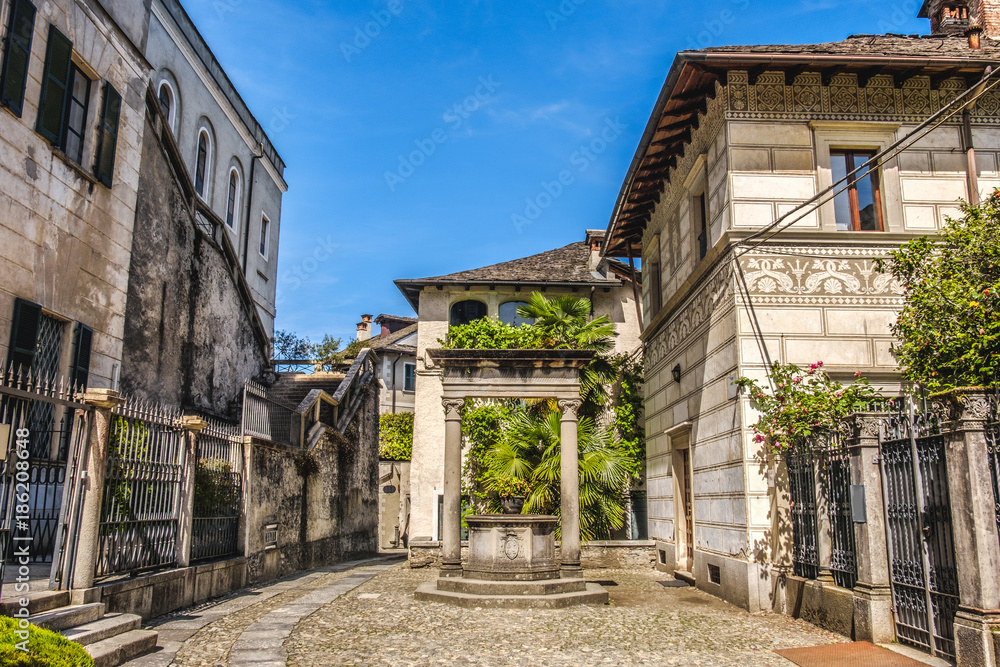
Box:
(625, 241), (644, 334)
(963, 110), (980, 205)
(241, 144), (263, 275)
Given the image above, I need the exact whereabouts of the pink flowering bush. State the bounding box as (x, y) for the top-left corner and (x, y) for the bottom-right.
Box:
(735, 361), (881, 454)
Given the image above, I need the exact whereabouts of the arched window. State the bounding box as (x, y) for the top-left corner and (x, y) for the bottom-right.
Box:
(158, 83), (172, 122)
(195, 129), (211, 198)
(450, 300), (487, 326)
(226, 168), (241, 228)
(499, 301), (532, 326)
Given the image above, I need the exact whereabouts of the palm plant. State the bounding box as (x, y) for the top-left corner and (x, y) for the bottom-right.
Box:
(484, 408), (630, 541)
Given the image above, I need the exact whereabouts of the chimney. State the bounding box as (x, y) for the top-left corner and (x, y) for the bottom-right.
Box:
(922, 0), (999, 40)
(584, 229), (606, 271)
(969, 0), (1000, 39)
(356, 314), (372, 342)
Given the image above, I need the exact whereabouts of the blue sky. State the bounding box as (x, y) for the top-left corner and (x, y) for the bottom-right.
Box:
(181, 0), (927, 345)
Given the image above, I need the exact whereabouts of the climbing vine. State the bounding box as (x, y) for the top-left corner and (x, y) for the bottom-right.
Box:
(378, 412), (414, 460)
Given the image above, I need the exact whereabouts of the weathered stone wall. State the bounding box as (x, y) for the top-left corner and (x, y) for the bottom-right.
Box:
(408, 540), (655, 570)
(120, 111), (267, 417)
(245, 382), (379, 583)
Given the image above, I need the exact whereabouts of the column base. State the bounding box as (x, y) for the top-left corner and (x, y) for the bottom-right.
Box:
(560, 563), (582, 579)
(954, 607), (1000, 667)
(440, 561), (463, 578)
(852, 581), (894, 644)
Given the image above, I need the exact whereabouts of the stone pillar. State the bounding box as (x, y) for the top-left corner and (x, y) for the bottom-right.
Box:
(938, 391), (1000, 667)
(768, 453), (794, 613)
(558, 399), (583, 578)
(70, 389), (123, 593)
(176, 415), (208, 568)
(440, 399), (465, 577)
(847, 414), (895, 644)
(239, 435), (253, 557)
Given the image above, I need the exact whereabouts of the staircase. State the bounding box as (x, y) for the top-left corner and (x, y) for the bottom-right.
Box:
(1, 591), (158, 667)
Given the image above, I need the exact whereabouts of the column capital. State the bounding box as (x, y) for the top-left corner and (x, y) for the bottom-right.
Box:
(442, 399), (464, 420)
(933, 388), (996, 430)
(557, 399), (582, 420)
(179, 415), (209, 432)
(83, 388), (124, 410)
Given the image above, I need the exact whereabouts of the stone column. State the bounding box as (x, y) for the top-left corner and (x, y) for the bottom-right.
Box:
(440, 399), (465, 578)
(558, 399), (583, 578)
(70, 389), (123, 596)
(938, 391), (1000, 667)
(847, 414), (894, 644)
(768, 453), (793, 613)
(176, 415), (208, 568)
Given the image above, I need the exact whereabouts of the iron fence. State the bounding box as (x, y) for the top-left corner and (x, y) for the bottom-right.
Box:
(786, 442), (819, 580)
(242, 380), (294, 444)
(880, 401), (958, 660)
(192, 418), (243, 562)
(987, 396), (1000, 553)
(819, 429), (858, 590)
(97, 397), (185, 579)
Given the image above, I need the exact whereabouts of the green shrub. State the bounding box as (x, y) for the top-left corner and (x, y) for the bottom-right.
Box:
(379, 412), (414, 460)
(193, 457), (239, 515)
(439, 317), (545, 350)
(0, 616), (93, 666)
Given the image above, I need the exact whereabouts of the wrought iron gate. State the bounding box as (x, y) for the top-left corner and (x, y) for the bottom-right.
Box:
(825, 439), (858, 590)
(787, 443), (819, 579)
(880, 404), (959, 660)
(191, 418), (243, 562)
(986, 402), (1000, 552)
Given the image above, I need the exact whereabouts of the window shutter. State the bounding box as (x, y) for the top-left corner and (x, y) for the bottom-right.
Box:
(6, 298), (41, 378)
(0, 0), (36, 116)
(68, 323), (92, 390)
(94, 82), (121, 187)
(36, 25), (72, 145)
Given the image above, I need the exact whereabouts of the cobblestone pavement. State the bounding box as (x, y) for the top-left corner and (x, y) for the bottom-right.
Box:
(126, 557), (850, 666)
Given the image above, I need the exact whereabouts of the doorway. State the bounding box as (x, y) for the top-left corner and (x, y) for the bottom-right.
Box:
(672, 432), (694, 575)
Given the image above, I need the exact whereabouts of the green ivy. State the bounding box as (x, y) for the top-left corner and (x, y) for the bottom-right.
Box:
(440, 317), (545, 350)
(461, 401), (514, 511)
(876, 191), (1000, 391)
(0, 617), (93, 667)
(736, 361), (881, 454)
(610, 355), (645, 478)
(379, 412), (414, 460)
(193, 458), (239, 515)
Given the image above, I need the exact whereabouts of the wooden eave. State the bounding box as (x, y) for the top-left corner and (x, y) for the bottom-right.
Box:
(602, 49), (996, 258)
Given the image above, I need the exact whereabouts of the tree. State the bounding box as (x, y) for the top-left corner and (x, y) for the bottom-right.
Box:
(273, 330), (311, 359)
(876, 192), (1000, 390)
(310, 334), (345, 369)
(516, 292), (615, 352)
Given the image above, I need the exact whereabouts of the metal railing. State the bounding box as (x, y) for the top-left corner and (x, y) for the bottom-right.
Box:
(820, 430), (858, 590)
(97, 397), (185, 578)
(272, 359), (352, 374)
(787, 441), (820, 580)
(986, 395), (1000, 554)
(333, 349), (376, 433)
(192, 417), (243, 563)
(242, 380), (295, 444)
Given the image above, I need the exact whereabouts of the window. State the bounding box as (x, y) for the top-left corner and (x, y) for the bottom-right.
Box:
(648, 233), (662, 315)
(499, 301), (532, 326)
(695, 193), (709, 260)
(94, 82), (121, 187)
(157, 81), (173, 127)
(195, 130), (211, 197)
(831, 150), (883, 231)
(62, 65), (91, 164)
(226, 168), (240, 229)
(5, 298), (65, 385)
(403, 363), (416, 392)
(259, 213), (270, 258)
(450, 300), (487, 326)
(68, 322), (93, 390)
(37, 26), (73, 146)
(0, 0), (35, 116)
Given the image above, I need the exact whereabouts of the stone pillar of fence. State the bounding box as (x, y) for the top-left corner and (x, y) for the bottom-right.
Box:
(845, 413), (894, 644)
(70, 389), (124, 599)
(768, 453), (794, 613)
(938, 390), (1000, 667)
(239, 435), (253, 558)
(176, 415), (208, 568)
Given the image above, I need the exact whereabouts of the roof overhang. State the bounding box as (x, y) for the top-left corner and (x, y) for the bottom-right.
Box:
(394, 278), (621, 312)
(602, 48), (996, 257)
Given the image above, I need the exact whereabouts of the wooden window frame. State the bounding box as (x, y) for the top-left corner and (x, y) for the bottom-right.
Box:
(831, 149), (884, 232)
(0, 0), (36, 117)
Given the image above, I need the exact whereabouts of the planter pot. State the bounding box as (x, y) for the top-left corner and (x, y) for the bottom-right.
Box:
(500, 496), (525, 514)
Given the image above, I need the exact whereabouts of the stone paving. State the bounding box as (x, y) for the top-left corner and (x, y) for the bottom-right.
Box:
(124, 557), (853, 666)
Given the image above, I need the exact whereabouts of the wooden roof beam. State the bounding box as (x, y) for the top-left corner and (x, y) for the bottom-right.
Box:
(650, 127), (692, 148)
(857, 66), (887, 88)
(657, 113), (700, 134)
(930, 67), (962, 88)
(893, 66), (924, 88)
(821, 65), (847, 86)
(663, 97), (708, 119)
(747, 65), (768, 86)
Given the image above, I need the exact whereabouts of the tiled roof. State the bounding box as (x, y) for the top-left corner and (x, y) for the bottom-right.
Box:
(697, 34), (1000, 58)
(369, 323), (418, 352)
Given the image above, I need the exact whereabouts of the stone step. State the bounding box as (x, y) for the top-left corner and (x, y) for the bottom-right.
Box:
(86, 629), (159, 667)
(0, 589), (70, 616)
(415, 581), (610, 609)
(437, 577), (587, 596)
(30, 602), (105, 631)
(62, 613), (142, 646)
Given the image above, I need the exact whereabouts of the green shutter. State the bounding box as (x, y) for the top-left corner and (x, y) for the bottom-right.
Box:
(0, 0), (36, 116)
(68, 322), (92, 390)
(6, 298), (41, 379)
(36, 25), (72, 144)
(94, 82), (121, 187)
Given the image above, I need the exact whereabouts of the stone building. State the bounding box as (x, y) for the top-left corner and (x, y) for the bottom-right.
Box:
(370, 314), (418, 415)
(0, 0), (151, 391)
(395, 230), (642, 545)
(601, 0), (1000, 618)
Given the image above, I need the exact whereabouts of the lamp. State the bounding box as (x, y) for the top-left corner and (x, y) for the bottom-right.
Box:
(671, 364), (682, 383)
